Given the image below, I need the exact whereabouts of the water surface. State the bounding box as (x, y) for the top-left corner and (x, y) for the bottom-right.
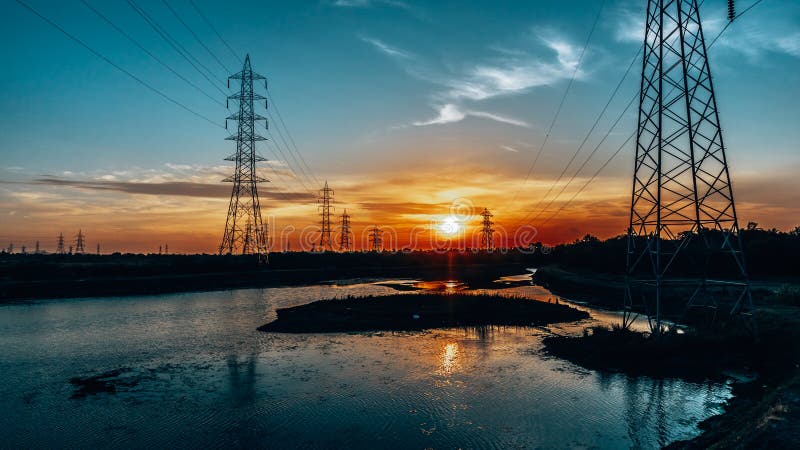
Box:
(0, 280), (730, 448)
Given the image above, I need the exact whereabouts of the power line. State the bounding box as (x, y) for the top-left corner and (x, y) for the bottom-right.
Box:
(188, 0), (241, 64)
(267, 89), (321, 186)
(506, 0), (606, 209)
(126, 0), (227, 97)
(14, 0), (222, 129)
(261, 108), (316, 190)
(80, 0), (225, 109)
(181, 0), (321, 188)
(160, 0), (232, 74)
(534, 0), (764, 228)
(175, 1), (319, 192)
(524, 46), (641, 226)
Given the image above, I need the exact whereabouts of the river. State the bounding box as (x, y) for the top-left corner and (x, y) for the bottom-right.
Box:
(0, 277), (731, 448)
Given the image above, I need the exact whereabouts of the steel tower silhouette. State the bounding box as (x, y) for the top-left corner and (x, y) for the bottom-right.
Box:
(480, 208), (494, 250)
(318, 181), (334, 251)
(74, 229), (86, 254)
(339, 209), (352, 252)
(369, 226), (383, 252)
(624, 0), (753, 334)
(219, 55), (269, 260)
(57, 233), (65, 255)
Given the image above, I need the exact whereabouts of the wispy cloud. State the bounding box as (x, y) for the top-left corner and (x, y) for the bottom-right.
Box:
(612, 3), (799, 60)
(362, 31), (582, 127)
(23, 177), (314, 201)
(501, 145), (519, 153)
(332, 0), (409, 9)
(359, 36), (412, 58)
(330, 0), (429, 19)
(412, 104), (530, 128)
(442, 36), (583, 102)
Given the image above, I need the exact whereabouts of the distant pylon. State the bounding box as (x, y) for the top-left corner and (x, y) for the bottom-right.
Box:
(75, 229), (85, 254)
(35, 241), (40, 254)
(369, 226), (383, 252)
(57, 233), (64, 255)
(339, 209), (352, 252)
(219, 54), (269, 262)
(480, 208), (494, 250)
(96, 243), (100, 255)
(318, 181), (334, 251)
(624, 0), (753, 334)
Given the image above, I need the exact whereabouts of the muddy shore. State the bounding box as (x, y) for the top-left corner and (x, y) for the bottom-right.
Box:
(258, 293), (589, 333)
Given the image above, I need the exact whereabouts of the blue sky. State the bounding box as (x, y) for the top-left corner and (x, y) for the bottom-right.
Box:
(1, 0), (798, 251)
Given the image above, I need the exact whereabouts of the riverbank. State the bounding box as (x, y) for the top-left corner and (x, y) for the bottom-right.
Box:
(258, 293), (589, 333)
(0, 252), (530, 302)
(538, 269), (800, 449)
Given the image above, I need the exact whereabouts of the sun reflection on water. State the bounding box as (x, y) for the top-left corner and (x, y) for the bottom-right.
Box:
(438, 342), (461, 376)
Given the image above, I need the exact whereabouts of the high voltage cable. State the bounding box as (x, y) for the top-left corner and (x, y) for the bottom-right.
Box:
(534, 0), (764, 228)
(126, 0), (227, 97)
(150, 0), (316, 193)
(521, 46), (642, 227)
(510, 0), (708, 229)
(160, 0), (231, 74)
(538, 133), (635, 227)
(267, 89), (321, 187)
(20, 0), (302, 194)
(505, 0), (606, 209)
(14, 0), (222, 129)
(80, 0), (225, 109)
(262, 109), (316, 189)
(189, 0), (241, 64)
(129, 0), (313, 194)
(83, 0), (293, 190)
(185, 0), (322, 189)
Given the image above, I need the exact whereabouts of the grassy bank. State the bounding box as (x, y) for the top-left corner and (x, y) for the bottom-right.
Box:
(0, 252), (529, 301)
(258, 293), (589, 333)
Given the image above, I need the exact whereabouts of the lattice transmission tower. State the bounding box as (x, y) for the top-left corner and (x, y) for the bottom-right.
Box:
(624, 0), (753, 334)
(369, 226), (383, 252)
(480, 208), (494, 250)
(219, 55), (269, 261)
(339, 209), (352, 252)
(318, 181), (334, 251)
(57, 233), (65, 255)
(74, 229), (85, 254)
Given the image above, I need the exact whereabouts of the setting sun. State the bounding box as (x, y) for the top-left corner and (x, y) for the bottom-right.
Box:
(438, 216), (461, 236)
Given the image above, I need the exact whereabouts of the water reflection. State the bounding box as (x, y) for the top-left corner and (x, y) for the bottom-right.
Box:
(0, 279), (731, 448)
(438, 342), (461, 376)
(227, 354), (257, 405)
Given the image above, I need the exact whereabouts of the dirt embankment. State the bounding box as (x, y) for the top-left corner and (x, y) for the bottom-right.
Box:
(258, 293), (589, 333)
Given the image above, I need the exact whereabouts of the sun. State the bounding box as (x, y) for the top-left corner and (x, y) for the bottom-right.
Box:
(438, 216), (461, 235)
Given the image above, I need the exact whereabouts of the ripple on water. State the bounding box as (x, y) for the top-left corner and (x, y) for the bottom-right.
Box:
(0, 282), (732, 448)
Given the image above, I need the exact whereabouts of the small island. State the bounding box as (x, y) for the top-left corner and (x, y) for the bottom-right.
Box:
(258, 293), (589, 333)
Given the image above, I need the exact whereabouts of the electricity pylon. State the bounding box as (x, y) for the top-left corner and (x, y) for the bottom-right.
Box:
(339, 209), (352, 252)
(369, 226), (383, 252)
(75, 229), (85, 254)
(57, 233), (65, 255)
(480, 208), (494, 250)
(219, 54), (269, 261)
(624, 0), (753, 334)
(318, 181), (334, 251)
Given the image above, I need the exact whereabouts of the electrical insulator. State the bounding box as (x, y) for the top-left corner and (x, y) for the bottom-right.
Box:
(727, 0), (735, 22)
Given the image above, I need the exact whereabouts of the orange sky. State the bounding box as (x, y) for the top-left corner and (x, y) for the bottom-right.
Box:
(2, 156), (797, 254)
